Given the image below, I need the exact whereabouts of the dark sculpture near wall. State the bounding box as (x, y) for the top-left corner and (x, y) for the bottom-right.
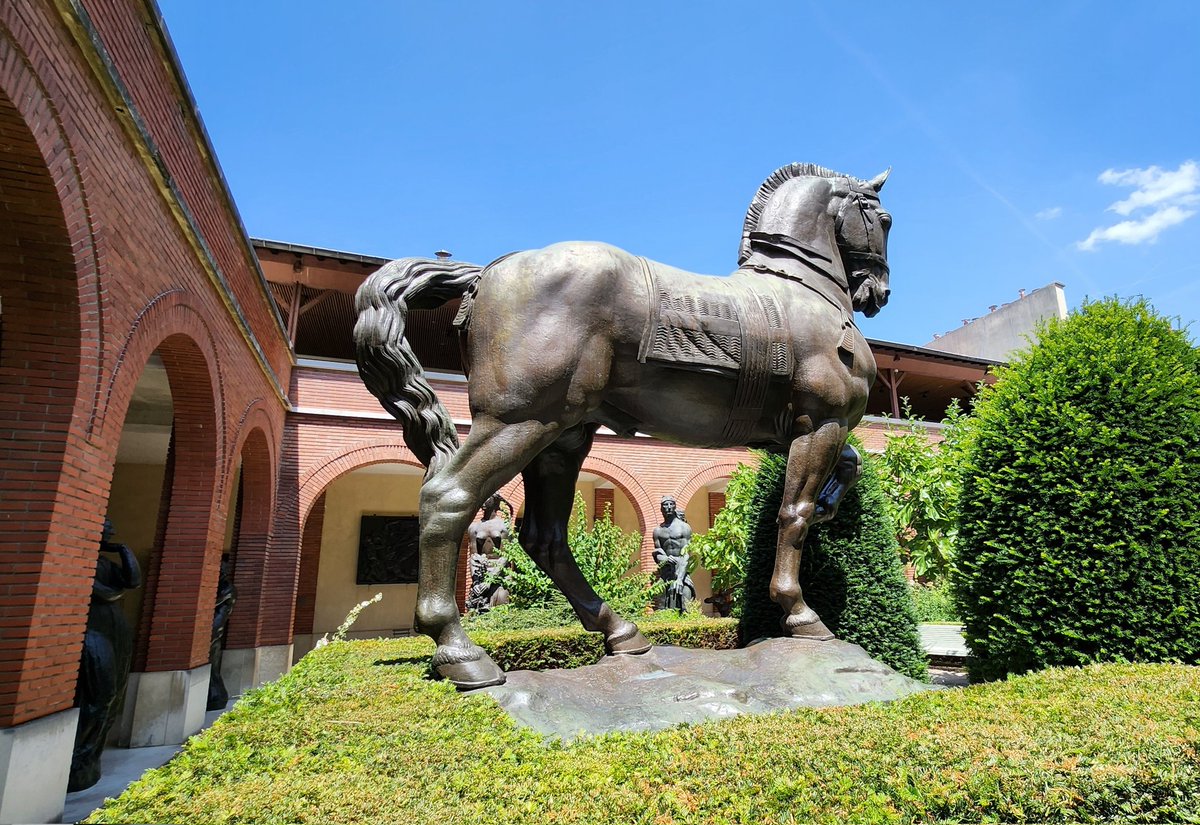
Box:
(465, 494), (511, 613)
(206, 555), (237, 711)
(69, 519), (141, 792)
(652, 497), (696, 612)
(354, 163), (892, 690)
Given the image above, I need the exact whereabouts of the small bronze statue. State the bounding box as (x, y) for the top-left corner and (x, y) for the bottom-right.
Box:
(69, 518), (141, 792)
(465, 494), (510, 613)
(206, 554), (237, 711)
(652, 496), (696, 612)
(355, 163), (891, 689)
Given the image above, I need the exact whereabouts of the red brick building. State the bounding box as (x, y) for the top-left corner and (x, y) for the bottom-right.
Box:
(0, 2), (995, 820)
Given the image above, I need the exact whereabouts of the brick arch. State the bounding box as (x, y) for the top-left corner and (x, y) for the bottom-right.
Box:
(298, 441), (424, 526)
(224, 419), (276, 650)
(259, 440), (424, 647)
(0, 24), (103, 436)
(579, 455), (659, 567)
(127, 331), (226, 673)
(0, 42), (106, 725)
(676, 461), (746, 515)
(99, 289), (227, 476)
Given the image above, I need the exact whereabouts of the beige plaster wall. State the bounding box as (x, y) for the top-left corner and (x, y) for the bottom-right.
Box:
(313, 470), (423, 636)
(682, 488), (716, 613)
(106, 462), (166, 634)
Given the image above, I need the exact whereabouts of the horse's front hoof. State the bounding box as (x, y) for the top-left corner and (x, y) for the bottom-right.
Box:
(605, 622), (652, 656)
(783, 610), (835, 641)
(430, 644), (506, 690)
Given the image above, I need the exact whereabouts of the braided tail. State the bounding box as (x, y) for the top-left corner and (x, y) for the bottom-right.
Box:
(354, 257), (483, 477)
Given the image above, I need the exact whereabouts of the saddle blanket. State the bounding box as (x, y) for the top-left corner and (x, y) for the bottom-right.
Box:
(635, 261), (794, 443)
(636, 261), (793, 379)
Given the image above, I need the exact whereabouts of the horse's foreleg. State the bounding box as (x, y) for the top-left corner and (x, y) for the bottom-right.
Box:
(416, 416), (558, 689)
(519, 430), (651, 656)
(772, 419), (848, 639)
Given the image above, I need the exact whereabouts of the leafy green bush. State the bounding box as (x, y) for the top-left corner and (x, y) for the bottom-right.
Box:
(687, 461), (756, 611)
(910, 580), (960, 624)
(498, 492), (656, 619)
(874, 401), (964, 579)
(88, 638), (1200, 824)
(952, 298), (1200, 681)
(739, 442), (928, 680)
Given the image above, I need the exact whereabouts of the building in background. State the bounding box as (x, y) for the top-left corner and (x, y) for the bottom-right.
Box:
(926, 283), (1068, 362)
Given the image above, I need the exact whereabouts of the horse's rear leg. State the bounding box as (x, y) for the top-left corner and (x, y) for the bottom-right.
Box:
(417, 416), (559, 689)
(772, 419), (849, 639)
(520, 427), (651, 656)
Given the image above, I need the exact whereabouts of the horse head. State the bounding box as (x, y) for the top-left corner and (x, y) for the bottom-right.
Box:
(739, 164), (892, 317)
(837, 171), (891, 318)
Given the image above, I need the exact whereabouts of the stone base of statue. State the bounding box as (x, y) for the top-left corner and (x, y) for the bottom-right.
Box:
(478, 638), (934, 739)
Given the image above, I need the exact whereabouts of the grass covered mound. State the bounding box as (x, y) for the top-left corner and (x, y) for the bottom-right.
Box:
(89, 638), (1200, 824)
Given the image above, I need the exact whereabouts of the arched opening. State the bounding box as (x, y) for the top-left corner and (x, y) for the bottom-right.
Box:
(293, 460), (425, 659)
(0, 85), (92, 731)
(684, 477), (733, 615)
(224, 426), (274, 652)
(127, 334), (221, 677)
(105, 354), (173, 666)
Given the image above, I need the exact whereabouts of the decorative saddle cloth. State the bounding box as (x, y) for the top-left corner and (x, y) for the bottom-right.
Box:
(635, 259), (795, 443)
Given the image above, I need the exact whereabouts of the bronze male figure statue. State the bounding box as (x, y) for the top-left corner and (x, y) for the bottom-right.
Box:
(652, 496), (695, 612)
(355, 163), (892, 689)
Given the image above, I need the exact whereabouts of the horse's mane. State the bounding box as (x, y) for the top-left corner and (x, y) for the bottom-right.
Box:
(739, 163), (866, 265)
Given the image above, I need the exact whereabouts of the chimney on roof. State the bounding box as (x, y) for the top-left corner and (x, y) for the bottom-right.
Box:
(435, 250), (452, 260)
(1018, 288), (1026, 298)
(989, 305), (998, 312)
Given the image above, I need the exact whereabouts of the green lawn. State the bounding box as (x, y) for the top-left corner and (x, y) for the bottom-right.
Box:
(89, 635), (1200, 824)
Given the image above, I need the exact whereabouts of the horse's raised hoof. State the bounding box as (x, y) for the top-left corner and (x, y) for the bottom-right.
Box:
(783, 610), (835, 641)
(430, 644), (506, 690)
(605, 621), (652, 656)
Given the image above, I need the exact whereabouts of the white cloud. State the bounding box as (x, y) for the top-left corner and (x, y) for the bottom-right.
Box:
(1035, 206), (1062, 220)
(1077, 160), (1199, 251)
(1077, 205), (1196, 251)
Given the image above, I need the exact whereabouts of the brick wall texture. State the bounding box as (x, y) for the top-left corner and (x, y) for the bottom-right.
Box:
(0, 0), (288, 727)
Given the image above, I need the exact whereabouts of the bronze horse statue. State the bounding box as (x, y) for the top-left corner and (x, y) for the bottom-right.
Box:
(354, 163), (892, 689)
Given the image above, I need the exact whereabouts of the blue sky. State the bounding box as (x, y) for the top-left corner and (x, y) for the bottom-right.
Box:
(160, 1), (1200, 345)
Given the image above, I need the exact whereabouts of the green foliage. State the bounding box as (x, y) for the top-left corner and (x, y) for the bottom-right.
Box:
(739, 441), (928, 680)
(874, 400), (965, 579)
(461, 603), (577, 632)
(952, 297), (1200, 681)
(499, 492), (656, 619)
(468, 617), (740, 672)
(89, 637), (1200, 825)
(909, 580), (960, 624)
(687, 462), (756, 607)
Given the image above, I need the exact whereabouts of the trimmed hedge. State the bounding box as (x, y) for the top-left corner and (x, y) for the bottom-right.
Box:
(87, 638), (1200, 824)
(953, 298), (1200, 681)
(468, 617), (739, 672)
(740, 444), (928, 680)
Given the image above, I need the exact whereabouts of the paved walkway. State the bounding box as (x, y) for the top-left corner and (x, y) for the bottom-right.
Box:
(60, 625), (972, 822)
(919, 623), (971, 658)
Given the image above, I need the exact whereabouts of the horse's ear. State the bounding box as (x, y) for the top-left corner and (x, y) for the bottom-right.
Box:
(868, 168), (891, 192)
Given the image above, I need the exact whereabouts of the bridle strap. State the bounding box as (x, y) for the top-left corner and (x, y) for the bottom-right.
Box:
(835, 192), (890, 276)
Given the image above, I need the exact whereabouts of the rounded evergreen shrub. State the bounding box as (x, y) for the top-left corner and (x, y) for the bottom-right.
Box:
(952, 298), (1200, 680)
(739, 440), (928, 680)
